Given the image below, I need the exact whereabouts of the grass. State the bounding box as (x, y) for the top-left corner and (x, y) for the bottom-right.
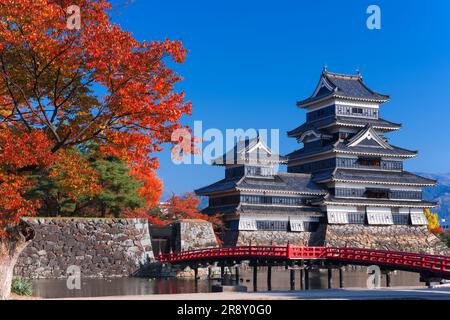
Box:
(11, 278), (33, 296)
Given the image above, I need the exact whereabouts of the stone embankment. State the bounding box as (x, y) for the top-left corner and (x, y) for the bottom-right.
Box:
(325, 225), (450, 256)
(14, 218), (153, 279)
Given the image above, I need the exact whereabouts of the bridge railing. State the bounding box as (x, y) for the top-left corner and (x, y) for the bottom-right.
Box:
(157, 245), (450, 276)
(324, 247), (450, 275)
(287, 246), (326, 259)
(158, 245), (288, 263)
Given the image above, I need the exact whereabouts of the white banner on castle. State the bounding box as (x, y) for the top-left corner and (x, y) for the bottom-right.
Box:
(327, 211), (349, 224)
(367, 207), (394, 225)
(289, 218), (305, 232)
(238, 218), (257, 231)
(410, 209), (428, 226)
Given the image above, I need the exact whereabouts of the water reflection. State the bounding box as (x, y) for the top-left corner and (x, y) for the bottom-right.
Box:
(32, 278), (210, 299)
(32, 268), (424, 299)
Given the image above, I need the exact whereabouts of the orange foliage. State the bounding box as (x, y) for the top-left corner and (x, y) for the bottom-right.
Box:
(131, 167), (163, 210)
(165, 193), (225, 245)
(0, 0), (192, 236)
(50, 149), (100, 201)
(0, 126), (54, 236)
(165, 193), (208, 221)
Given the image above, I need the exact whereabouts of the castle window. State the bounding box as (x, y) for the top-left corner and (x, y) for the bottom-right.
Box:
(352, 107), (363, 115)
(348, 213), (365, 224)
(358, 158), (381, 168)
(366, 189), (389, 199)
(256, 220), (288, 231)
(392, 214), (409, 225)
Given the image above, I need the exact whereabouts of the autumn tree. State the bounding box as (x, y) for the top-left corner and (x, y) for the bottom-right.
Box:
(165, 193), (225, 244)
(0, 0), (191, 298)
(425, 208), (443, 235)
(27, 148), (100, 216)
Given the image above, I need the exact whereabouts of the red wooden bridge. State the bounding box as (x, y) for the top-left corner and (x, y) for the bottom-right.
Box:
(158, 245), (450, 279)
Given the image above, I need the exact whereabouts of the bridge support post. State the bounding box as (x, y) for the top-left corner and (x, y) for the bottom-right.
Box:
(327, 268), (333, 289)
(304, 268), (309, 290)
(299, 269), (304, 291)
(290, 269), (295, 291)
(253, 265), (258, 292)
(267, 266), (272, 291)
(194, 267), (199, 291)
(386, 271), (391, 288)
(220, 265), (225, 284)
(339, 267), (344, 289)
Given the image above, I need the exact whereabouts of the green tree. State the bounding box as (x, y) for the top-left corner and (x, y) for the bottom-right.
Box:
(87, 157), (145, 217)
(28, 153), (147, 218)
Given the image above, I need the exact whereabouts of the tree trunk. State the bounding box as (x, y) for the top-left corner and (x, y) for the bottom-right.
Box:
(0, 220), (35, 300)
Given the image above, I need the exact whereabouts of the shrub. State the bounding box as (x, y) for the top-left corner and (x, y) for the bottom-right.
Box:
(11, 278), (33, 296)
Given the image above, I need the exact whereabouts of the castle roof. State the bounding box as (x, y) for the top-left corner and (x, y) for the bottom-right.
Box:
(288, 124), (418, 161)
(201, 203), (323, 218)
(297, 69), (390, 107)
(287, 115), (401, 138)
(195, 172), (327, 196)
(212, 136), (287, 166)
(313, 168), (437, 187)
(287, 141), (417, 161)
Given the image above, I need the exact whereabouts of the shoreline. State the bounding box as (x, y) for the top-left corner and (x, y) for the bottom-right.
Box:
(13, 286), (449, 300)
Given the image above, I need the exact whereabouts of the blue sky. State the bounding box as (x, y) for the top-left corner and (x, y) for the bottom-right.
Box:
(112, 0), (450, 197)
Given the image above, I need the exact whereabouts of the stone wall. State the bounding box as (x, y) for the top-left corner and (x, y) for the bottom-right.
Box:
(325, 225), (450, 256)
(172, 220), (218, 252)
(14, 218), (154, 279)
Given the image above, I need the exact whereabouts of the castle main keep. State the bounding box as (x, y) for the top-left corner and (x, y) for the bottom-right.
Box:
(196, 69), (448, 255)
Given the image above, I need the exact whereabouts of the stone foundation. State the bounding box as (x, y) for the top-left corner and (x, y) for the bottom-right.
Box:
(172, 219), (218, 252)
(14, 218), (154, 279)
(325, 224), (450, 256)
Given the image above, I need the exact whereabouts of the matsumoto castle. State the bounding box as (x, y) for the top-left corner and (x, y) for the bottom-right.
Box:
(196, 69), (446, 253)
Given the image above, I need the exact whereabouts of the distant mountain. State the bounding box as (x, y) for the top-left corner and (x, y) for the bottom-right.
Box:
(418, 172), (450, 223)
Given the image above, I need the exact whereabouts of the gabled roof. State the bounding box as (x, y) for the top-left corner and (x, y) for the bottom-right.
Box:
(288, 126), (416, 160)
(313, 168), (437, 186)
(347, 125), (393, 149)
(212, 135), (287, 166)
(195, 172), (327, 196)
(297, 69), (390, 107)
(333, 141), (417, 158)
(287, 140), (417, 161)
(334, 116), (402, 131)
(287, 115), (402, 138)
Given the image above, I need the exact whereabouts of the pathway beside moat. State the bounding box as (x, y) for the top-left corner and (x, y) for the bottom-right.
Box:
(50, 286), (450, 300)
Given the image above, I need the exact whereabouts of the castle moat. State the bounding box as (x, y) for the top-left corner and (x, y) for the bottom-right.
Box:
(31, 268), (423, 299)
